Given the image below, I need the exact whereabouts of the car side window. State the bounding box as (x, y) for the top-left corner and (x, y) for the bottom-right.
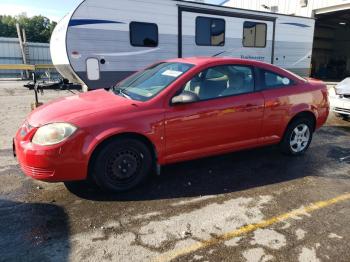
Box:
(183, 65), (255, 101)
(261, 70), (293, 89)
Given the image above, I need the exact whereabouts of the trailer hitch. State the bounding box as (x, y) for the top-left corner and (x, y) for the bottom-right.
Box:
(31, 72), (44, 110)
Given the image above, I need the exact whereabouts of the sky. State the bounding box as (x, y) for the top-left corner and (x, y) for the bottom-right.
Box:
(0, 0), (82, 21)
(0, 0), (227, 22)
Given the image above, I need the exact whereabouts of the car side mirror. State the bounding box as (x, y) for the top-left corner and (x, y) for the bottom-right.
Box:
(171, 91), (199, 105)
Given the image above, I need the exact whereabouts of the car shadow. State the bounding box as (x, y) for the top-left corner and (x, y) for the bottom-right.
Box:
(0, 199), (70, 261)
(65, 125), (350, 202)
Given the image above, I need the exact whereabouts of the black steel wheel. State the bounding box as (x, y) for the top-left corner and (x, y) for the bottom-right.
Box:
(91, 138), (152, 192)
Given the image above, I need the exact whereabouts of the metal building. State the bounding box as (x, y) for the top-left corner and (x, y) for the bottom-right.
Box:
(223, 0), (350, 17)
(0, 37), (52, 78)
(225, 0), (350, 80)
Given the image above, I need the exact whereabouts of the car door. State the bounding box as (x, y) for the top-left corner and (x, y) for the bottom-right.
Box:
(164, 64), (265, 163)
(258, 69), (298, 144)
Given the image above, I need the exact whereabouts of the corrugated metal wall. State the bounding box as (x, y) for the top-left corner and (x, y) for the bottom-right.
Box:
(224, 0), (350, 17)
(0, 37), (52, 78)
(28, 42), (52, 64)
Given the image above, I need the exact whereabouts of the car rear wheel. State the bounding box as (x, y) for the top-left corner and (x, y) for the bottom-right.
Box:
(280, 118), (313, 156)
(91, 138), (152, 192)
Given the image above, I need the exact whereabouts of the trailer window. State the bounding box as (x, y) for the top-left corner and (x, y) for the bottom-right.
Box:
(196, 17), (225, 46)
(130, 22), (158, 47)
(243, 22), (267, 48)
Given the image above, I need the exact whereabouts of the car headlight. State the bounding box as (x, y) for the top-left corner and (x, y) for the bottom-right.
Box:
(32, 123), (77, 146)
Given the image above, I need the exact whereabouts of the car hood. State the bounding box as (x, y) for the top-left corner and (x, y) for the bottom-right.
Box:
(27, 90), (137, 127)
(335, 78), (350, 95)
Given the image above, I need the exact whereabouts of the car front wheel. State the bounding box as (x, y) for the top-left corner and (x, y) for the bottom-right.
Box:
(91, 138), (152, 192)
(280, 118), (313, 156)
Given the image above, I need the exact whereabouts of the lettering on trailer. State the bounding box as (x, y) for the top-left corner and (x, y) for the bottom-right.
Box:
(240, 55), (265, 61)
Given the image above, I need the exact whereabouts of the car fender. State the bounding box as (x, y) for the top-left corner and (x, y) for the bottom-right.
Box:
(289, 103), (318, 120)
(82, 126), (164, 166)
(284, 104), (319, 135)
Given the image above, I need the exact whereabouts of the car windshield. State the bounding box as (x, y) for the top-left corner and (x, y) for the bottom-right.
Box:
(112, 62), (194, 101)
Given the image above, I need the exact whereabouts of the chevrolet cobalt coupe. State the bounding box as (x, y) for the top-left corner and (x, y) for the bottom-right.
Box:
(14, 58), (329, 192)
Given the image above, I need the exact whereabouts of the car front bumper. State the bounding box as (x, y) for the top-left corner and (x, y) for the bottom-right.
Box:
(13, 124), (88, 182)
(330, 94), (350, 116)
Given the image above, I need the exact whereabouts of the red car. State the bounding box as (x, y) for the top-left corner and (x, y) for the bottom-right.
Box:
(14, 58), (329, 192)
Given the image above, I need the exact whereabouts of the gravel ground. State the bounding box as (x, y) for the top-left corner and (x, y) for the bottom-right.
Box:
(0, 81), (350, 262)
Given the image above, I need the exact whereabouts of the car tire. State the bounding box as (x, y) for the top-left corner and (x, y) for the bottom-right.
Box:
(91, 138), (153, 192)
(280, 117), (313, 156)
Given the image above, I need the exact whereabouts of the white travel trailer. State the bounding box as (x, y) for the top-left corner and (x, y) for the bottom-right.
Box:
(50, 0), (315, 89)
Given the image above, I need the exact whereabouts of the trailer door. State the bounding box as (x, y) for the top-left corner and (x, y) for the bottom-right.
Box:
(180, 8), (275, 64)
(86, 58), (100, 81)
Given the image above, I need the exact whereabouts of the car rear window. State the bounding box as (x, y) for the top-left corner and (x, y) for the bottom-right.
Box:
(260, 70), (293, 89)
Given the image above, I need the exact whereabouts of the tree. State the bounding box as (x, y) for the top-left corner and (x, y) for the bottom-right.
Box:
(0, 14), (57, 43)
(0, 15), (17, 38)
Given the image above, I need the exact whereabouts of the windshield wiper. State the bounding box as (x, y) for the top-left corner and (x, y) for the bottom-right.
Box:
(119, 90), (132, 99)
(112, 86), (132, 100)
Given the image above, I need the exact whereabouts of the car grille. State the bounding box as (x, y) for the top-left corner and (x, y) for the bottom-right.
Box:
(334, 107), (350, 114)
(20, 164), (55, 177)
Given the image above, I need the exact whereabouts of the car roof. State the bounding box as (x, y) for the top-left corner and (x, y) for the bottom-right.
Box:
(164, 57), (305, 83)
(165, 57), (271, 67)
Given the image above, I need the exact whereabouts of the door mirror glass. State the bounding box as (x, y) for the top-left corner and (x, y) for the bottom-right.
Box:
(171, 91), (199, 105)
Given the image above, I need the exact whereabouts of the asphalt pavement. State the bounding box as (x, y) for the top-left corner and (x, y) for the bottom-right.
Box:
(0, 81), (349, 262)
